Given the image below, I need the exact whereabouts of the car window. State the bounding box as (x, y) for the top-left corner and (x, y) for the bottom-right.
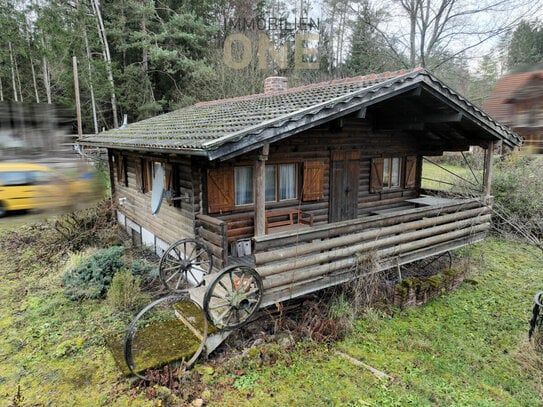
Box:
(0, 171), (33, 186)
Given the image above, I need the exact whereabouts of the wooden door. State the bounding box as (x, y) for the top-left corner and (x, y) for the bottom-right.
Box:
(329, 151), (360, 223)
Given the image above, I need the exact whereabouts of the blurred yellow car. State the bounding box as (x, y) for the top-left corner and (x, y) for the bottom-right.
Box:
(0, 162), (99, 217)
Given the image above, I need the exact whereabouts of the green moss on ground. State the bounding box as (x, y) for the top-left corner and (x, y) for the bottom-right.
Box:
(1, 213), (542, 407)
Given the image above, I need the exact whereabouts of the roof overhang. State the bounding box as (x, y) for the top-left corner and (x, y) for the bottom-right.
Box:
(205, 72), (521, 161)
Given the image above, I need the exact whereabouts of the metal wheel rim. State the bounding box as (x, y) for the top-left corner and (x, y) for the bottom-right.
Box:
(203, 265), (263, 330)
(534, 291), (543, 308)
(159, 238), (213, 291)
(124, 294), (208, 380)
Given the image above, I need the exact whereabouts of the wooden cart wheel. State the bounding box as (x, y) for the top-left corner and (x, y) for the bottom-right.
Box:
(159, 239), (213, 291)
(124, 294), (208, 380)
(203, 265), (263, 330)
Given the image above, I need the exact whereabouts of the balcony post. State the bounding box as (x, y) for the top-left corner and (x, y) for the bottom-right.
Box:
(483, 140), (494, 201)
(254, 144), (269, 236)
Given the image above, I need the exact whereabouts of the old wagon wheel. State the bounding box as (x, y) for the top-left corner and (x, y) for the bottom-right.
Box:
(159, 239), (213, 291)
(124, 294), (208, 380)
(203, 265), (263, 330)
(529, 291), (543, 351)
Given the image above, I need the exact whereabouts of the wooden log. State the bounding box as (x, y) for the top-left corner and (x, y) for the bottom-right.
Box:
(196, 214), (225, 227)
(261, 223), (489, 290)
(256, 208), (490, 267)
(259, 233), (486, 307)
(258, 216), (490, 277)
(195, 226), (223, 247)
(254, 199), (485, 251)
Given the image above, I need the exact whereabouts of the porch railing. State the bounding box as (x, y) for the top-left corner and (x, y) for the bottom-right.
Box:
(253, 198), (491, 307)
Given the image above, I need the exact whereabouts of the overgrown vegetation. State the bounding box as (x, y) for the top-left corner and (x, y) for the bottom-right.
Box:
(492, 154), (543, 243)
(1, 180), (543, 405)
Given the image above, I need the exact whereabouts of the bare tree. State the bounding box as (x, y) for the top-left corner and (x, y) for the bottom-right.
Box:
(364, 0), (543, 69)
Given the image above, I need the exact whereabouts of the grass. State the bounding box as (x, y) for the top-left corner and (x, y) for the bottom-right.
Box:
(421, 160), (483, 192)
(203, 240), (543, 406)
(0, 214), (542, 406)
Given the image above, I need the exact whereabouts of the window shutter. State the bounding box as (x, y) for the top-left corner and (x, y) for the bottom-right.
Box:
(165, 163), (174, 205)
(370, 158), (384, 193)
(207, 167), (234, 213)
(135, 158), (143, 192)
(404, 156), (417, 188)
(116, 154), (127, 186)
(143, 160), (152, 193)
(302, 161), (324, 201)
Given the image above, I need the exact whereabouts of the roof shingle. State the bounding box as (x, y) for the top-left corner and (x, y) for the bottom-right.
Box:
(79, 67), (520, 158)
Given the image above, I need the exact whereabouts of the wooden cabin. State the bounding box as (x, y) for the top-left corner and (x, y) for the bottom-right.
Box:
(79, 68), (520, 303)
(483, 70), (543, 154)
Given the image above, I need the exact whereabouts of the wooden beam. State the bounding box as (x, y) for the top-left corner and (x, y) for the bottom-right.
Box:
(424, 112), (462, 123)
(483, 140), (494, 199)
(377, 111), (462, 131)
(254, 144), (269, 236)
(356, 107), (367, 118)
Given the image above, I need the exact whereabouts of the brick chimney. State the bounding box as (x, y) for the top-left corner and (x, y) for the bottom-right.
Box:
(264, 76), (288, 94)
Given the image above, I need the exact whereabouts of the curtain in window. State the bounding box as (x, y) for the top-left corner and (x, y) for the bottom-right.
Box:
(391, 158), (400, 187)
(235, 166), (253, 205)
(265, 165), (276, 201)
(279, 164), (296, 200)
(383, 159), (390, 188)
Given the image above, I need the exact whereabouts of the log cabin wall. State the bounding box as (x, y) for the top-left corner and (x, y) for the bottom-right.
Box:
(202, 115), (427, 242)
(111, 150), (199, 253)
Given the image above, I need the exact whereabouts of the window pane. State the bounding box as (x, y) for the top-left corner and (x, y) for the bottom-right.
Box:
(265, 165), (276, 201)
(0, 171), (30, 186)
(279, 164), (296, 200)
(235, 166), (253, 205)
(383, 159), (390, 188)
(391, 158), (400, 187)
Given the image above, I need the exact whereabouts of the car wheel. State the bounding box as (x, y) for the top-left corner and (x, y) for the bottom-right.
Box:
(0, 202), (6, 217)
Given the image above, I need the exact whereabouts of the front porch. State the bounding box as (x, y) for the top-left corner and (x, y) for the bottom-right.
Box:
(195, 196), (491, 306)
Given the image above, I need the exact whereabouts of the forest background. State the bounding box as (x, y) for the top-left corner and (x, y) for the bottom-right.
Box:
(3, 0), (543, 134)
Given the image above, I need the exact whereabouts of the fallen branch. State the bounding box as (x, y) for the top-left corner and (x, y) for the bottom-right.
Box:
(335, 351), (395, 381)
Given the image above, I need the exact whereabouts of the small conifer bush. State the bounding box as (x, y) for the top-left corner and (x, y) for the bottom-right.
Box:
(62, 246), (125, 300)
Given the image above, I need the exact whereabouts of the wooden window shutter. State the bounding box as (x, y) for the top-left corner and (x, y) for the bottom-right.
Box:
(404, 156), (417, 188)
(303, 161), (324, 201)
(370, 158), (384, 193)
(135, 158), (143, 192)
(143, 160), (152, 193)
(116, 154), (127, 186)
(207, 167), (234, 213)
(165, 163), (174, 205)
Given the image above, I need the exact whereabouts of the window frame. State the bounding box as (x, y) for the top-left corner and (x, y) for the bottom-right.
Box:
(264, 163), (298, 203)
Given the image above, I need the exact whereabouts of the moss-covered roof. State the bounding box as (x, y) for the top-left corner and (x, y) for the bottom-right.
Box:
(79, 68), (521, 160)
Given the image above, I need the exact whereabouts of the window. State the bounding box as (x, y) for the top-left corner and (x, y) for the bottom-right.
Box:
(235, 166), (253, 205)
(383, 157), (401, 189)
(234, 164), (297, 205)
(207, 163), (300, 213)
(370, 156), (417, 193)
(265, 163), (297, 202)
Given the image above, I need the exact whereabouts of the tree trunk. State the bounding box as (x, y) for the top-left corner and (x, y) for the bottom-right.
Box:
(30, 59), (40, 103)
(42, 38), (52, 104)
(84, 28), (99, 134)
(9, 42), (18, 102)
(92, 0), (119, 128)
(0, 76), (4, 101)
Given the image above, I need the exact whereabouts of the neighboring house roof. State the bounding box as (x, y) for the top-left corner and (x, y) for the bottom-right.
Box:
(483, 71), (543, 123)
(79, 68), (521, 160)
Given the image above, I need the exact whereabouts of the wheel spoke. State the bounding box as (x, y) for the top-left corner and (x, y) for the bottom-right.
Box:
(208, 301), (230, 310)
(165, 270), (181, 283)
(162, 264), (181, 273)
(174, 272), (185, 290)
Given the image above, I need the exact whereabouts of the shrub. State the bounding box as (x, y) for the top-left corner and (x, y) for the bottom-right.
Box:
(492, 154), (543, 240)
(106, 269), (150, 312)
(62, 246), (125, 300)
